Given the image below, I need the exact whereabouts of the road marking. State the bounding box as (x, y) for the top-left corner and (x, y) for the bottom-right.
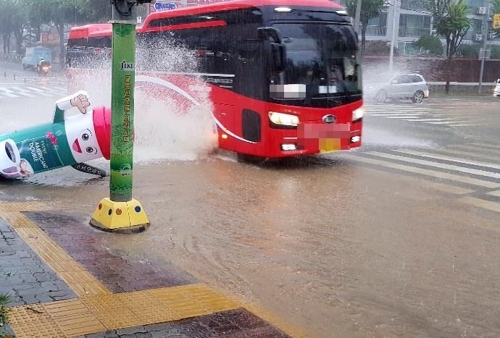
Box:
(392, 149), (500, 170)
(368, 113), (422, 117)
(384, 116), (422, 119)
(341, 154), (500, 188)
(0, 87), (20, 98)
(408, 118), (452, 123)
(459, 196), (500, 213)
(427, 147), (498, 162)
(468, 143), (500, 150)
(369, 151), (500, 180)
(487, 190), (500, 197)
(447, 123), (478, 127)
(10, 86), (36, 97)
(451, 144), (500, 156)
(26, 86), (53, 96)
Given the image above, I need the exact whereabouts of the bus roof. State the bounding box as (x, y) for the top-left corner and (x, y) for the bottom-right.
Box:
(88, 27), (113, 38)
(69, 0), (345, 39)
(142, 0), (344, 29)
(69, 24), (112, 39)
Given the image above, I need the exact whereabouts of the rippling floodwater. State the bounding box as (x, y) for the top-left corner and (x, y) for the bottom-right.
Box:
(3, 70), (500, 337)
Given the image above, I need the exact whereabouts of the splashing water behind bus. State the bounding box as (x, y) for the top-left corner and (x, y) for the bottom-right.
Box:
(66, 39), (219, 163)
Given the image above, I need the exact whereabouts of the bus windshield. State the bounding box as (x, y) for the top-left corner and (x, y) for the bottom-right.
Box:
(270, 23), (361, 105)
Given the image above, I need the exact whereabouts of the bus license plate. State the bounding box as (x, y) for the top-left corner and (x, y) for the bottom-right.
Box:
(319, 138), (341, 153)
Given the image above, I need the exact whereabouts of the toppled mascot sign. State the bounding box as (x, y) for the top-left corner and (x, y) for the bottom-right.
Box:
(0, 91), (111, 179)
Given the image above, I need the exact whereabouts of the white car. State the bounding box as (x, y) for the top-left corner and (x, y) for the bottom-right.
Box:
(493, 79), (500, 98)
(365, 74), (430, 104)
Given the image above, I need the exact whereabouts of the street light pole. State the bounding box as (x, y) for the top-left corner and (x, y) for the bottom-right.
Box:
(389, 0), (400, 73)
(478, 0), (491, 94)
(354, 0), (362, 35)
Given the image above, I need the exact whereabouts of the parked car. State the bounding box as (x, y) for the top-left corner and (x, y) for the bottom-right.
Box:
(493, 79), (500, 98)
(365, 74), (430, 104)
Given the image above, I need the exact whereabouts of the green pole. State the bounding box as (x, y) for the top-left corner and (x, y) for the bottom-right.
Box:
(110, 5), (136, 202)
(89, 2), (149, 233)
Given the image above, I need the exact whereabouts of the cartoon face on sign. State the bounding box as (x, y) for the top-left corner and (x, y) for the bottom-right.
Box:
(0, 139), (34, 178)
(65, 112), (104, 163)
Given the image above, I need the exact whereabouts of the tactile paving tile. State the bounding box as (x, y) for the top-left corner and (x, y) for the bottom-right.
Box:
(0, 202), (46, 213)
(8, 304), (67, 338)
(79, 293), (144, 329)
(116, 290), (179, 325)
(43, 299), (106, 337)
(2, 210), (111, 297)
(181, 284), (240, 313)
(148, 284), (240, 319)
(0, 213), (37, 229)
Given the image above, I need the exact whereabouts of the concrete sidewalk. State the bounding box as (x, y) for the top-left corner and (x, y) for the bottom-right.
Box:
(0, 201), (296, 338)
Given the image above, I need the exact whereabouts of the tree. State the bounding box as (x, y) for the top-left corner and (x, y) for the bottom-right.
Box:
(428, 0), (470, 93)
(345, 0), (386, 53)
(0, 0), (26, 55)
(413, 35), (444, 56)
(28, 0), (88, 64)
(81, 0), (113, 22)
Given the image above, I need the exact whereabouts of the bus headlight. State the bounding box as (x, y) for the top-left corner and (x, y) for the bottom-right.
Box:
(269, 111), (299, 127)
(352, 107), (364, 121)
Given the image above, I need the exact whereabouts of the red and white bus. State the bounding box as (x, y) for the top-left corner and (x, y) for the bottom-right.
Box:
(66, 0), (364, 158)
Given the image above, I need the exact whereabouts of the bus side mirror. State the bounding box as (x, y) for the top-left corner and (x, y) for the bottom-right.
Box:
(270, 43), (286, 73)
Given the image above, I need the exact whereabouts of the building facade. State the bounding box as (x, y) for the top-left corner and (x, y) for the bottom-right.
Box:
(364, 0), (496, 55)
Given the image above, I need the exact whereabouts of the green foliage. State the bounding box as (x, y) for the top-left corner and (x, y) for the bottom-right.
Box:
(0, 0), (119, 60)
(0, 293), (10, 336)
(457, 43), (479, 58)
(428, 0), (470, 92)
(345, 0), (386, 51)
(491, 45), (500, 59)
(429, 0), (471, 59)
(364, 40), (391, 55)
(413, 35), (444, 56)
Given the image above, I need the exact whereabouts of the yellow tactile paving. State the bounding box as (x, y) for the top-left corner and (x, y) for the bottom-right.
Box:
(7, 304), (66, 338)
(0, 201), (47, 213)
(116, 290), (179, 325)
(8, 286), (242, 338)
(2, 201), (296, 338)
(148, 285), (212, 319)
(43, 299), (106, 337)
(79, 293), (145, 329)
(0, 209), (111, 297)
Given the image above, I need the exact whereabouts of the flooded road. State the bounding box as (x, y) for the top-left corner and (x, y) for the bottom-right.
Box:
(2, 79), (500, 337)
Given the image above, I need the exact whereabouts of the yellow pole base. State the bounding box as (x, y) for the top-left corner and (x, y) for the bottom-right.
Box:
(90, 198), (150, 233)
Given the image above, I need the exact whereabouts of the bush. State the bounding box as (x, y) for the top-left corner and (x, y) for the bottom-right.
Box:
(490, 45), (500, 59)
(364, 40), (391, 56)
(458, 44), (480, 58)
(413, 35), (443, 56)
(0, 294), (11, 338)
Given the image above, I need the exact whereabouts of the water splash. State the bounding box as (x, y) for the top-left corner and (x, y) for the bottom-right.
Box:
(70, 39), (219, 163)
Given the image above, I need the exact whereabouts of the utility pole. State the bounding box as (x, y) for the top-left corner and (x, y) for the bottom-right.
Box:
(389, 0), (400, 73)
(478, 0), (491, 94)
(354, 0), (362, 36)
